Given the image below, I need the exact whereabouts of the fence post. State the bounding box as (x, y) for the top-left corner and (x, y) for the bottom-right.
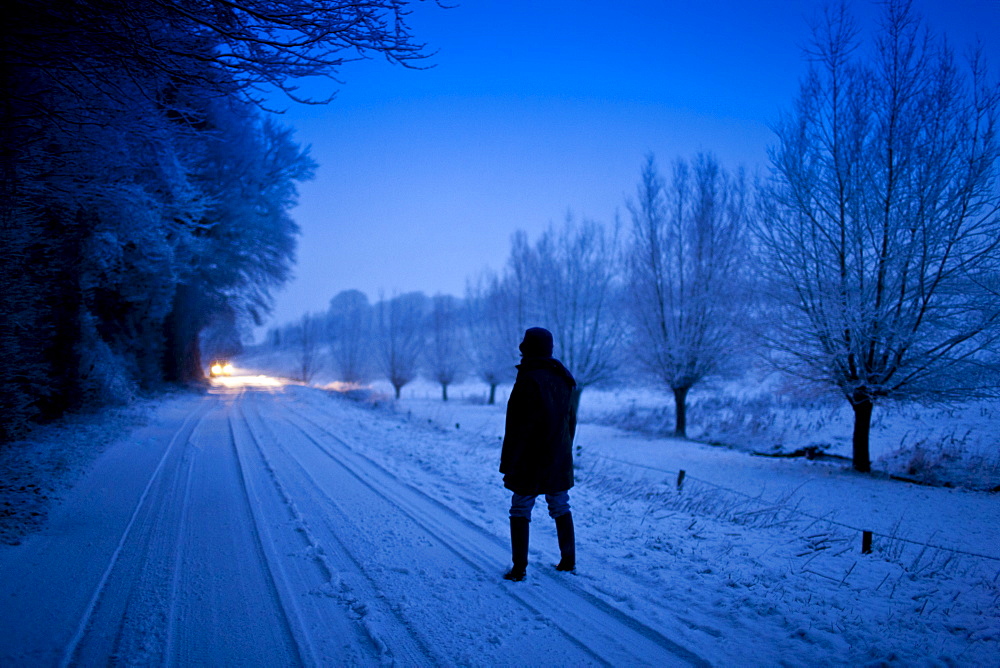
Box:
(676, 469), (686, 491)
(862, 530), (873, 554)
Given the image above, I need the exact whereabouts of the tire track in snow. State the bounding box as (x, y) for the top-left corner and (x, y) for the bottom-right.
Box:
(163, 450), (196, 664)
(265, 390), (707, 666)
(156, 390), (302, 666)
(231, 388), (409, 665)
(200, 390), (306, 666)
(59, 397), (213, 667)
(238, 388), (439, 666)
(247, 395), (533, 665)
(63, 390), (305, 666)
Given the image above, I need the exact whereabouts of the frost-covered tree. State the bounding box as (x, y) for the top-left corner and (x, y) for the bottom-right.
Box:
(200, 309), (245, 365)
(0, 53), (206, 431)
(296, 314), (326, 384)
(466, 215), (627, 403)
(524, 214), (625, 407)
(327, 290), (374, 384)
(627, 153), (749, 438)
(465, 272), (521, 405)
(375, 292), (428, 399)
(425, 294), (466, 401)
(468, 218), (625, 408)
(754, 0), (1000, 472)
(164, 100), (314, 383)
(0, 0), (436, 439)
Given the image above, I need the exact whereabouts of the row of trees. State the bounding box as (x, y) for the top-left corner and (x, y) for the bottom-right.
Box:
(0, 0), (434, 441)
(268, 153), (744, 418)
(271, 291), (469, 400)
(268, 1), (1000, 473)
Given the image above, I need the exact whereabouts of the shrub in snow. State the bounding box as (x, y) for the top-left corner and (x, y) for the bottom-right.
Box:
(877, 432), (1000, 491)
(322, 383), (390, 407)
(78, 314), (137, 407)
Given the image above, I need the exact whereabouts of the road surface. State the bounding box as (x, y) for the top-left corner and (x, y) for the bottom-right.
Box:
(0, 377), (705, 666)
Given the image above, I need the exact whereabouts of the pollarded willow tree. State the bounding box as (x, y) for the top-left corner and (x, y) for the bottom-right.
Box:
(465, 272), (520, 405)
(375, 292), (428, 399)
(469, 218), (623, 410)
(425, 294), (466, 401)
(627, 153), (749, 438)
(754, 0), (1000, 472)
(515, 215), (625, 407)
(327, 290), (374, 384)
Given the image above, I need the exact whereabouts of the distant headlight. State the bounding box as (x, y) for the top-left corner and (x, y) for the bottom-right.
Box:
(210, 361), (234, 377)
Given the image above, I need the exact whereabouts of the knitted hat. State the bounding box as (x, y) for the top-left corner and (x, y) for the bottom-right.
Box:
(519, 327), (553, 358)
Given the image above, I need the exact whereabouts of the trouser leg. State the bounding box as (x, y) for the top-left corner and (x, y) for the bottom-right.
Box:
(509, 492), (537, 519)
(544, 491), (570, 519)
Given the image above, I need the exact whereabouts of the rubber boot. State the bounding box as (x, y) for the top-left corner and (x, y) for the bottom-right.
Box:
(555, 512), (575, 572)
(503, 517), (529, 581)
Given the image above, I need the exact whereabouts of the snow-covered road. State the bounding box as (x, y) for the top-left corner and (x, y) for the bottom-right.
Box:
(0, 379), (705, 666)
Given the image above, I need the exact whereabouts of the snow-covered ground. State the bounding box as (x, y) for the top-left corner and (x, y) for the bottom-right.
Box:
(0, 361), (997, 665)
(369, 380), (1000, 665)
(245, 347), (1000, 491)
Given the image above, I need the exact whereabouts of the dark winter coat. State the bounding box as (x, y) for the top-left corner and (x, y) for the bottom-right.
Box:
(499, 356), (578, 496)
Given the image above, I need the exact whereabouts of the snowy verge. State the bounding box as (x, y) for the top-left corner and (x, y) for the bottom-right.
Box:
(0, 390), (196, 545)
(576, 383), (1000, 492)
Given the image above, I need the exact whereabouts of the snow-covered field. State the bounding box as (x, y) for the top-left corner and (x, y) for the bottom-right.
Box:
(369, 379), (1000, 665)
(0, 360), (997, 665)
(245, 347), (1000, 491)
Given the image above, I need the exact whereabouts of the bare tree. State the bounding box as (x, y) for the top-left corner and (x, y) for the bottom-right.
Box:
(425, 294), (465, 400)
(523, 214), (625, 408)
(375, 292), (427, 399)
(4, 1), (435, 111)
(465, 272), (520, 404)
(327, 289), (373, 384)
(754, 0), (1000, 472)
(468, 218), (626, 408)
(296, 313), (325, 384)
(504, 231), (541, 329)
(627, 153), (749, 437)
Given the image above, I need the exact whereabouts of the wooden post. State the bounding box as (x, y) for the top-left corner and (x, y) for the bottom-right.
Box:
(676, 469), (686, 491)
(862, 530), (873, 554)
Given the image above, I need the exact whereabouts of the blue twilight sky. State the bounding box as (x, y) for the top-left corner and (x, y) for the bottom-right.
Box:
(259, 0), (999, 334)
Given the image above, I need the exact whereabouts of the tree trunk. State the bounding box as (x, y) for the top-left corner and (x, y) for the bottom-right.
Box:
(850, 397), (873, 473)
(672, 385), (690, 438)
(570, 385), (583, 419)
(441, 383), (448, 401)
(569, 385), (583, 443)
(41, 208), (85, 417)
(488, 383), (497, 405)
(393, 383), (402, 399)
(162, 284), (205, 384)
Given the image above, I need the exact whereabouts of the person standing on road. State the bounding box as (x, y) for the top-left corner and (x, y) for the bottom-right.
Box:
(499, 327), (578, 581)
